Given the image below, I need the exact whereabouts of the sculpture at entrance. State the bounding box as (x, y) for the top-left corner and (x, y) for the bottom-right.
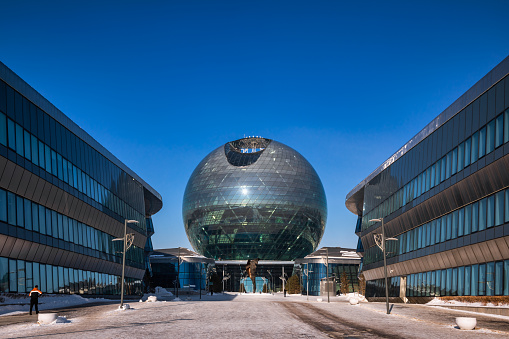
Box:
(245, 259), (260, 293)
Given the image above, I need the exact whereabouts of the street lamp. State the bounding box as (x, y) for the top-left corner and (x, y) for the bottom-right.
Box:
(370, 218), (398, 315)
(267, 270), (273, 294)
(326, 248), (330, 303)
(112, 219), (138, 309)
(303, 264), (313, 301)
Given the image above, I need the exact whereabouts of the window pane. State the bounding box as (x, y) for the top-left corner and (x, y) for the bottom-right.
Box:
(495, 261), (503, 295)
(40, 264), (47, 293)
(39, 205), (46, 234)
(31, 135), (38, 166)
(45, 145), (51, 173)
(458, 266), (465, 296)
(487, 262), (495, 296)
(504, 260), (509, 295)
(15, 124), (23, 156)
(471, 264), (478, 296)
(464, 204), (471, 235)
(471, 202), (479, 232)
(0, 189), (6, 222)
(24, 199), (32, 231)
(51, 210), (58, 238)
(16, 196), (23, 227)
(479, 127), (486, 158)
(58, 213), (64, 239)
(24, 130), (31, 161)
(471, 131), (479, 162)
(496, 114), (504, 148)
(458, 142), (464, 172)
(0, 112), (6, 146)
(487, 195), (495, 228)
(478, 264), (486, 296)
(464, 266), (471, 296)
(9, 259), (17, 292)
(32, 203), (39, 232)
(7, 119), (15, 150)
(451, 210), (458, 239)
(505, 110), (509, 144)
(458, 208), (464, 237)
(46, 208), (52, 237)
(17, 260), (25, 293)
(451, 148), (457, 175)
(464, 138), (471, 167)
(38, 141), (45, 169)
(486, 120), (495, 153)
(478, 198), (486, 231)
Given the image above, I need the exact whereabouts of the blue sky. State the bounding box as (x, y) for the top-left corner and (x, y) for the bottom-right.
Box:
(1, 1), (509, 251)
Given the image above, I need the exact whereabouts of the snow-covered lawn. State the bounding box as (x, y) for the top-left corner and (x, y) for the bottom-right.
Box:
(427, 297), (509, 308)
(0, 294), (111, 317)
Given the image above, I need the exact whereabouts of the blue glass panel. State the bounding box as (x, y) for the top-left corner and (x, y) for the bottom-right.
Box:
(504, 260), (509, 295)
(495, 261), (503, 296)
(487, 195), (495, 228)
(451, 210), (458, 239)
(479, 126), (486, 158)
(495, 114), (504, 148)
(478, 264), (486, 296)
(487, 262), (495, 296)
(486, 120), (495, 153)
(471, 202), (479, 232)
(452, 267), (458, 296)
(0, 112), (6, 146)
(464, 137), (471, 167)
(0, 189), (7, 222)
(464, 266), (471, 296)
(458, 266), (465, 296)
(458, 142), (464, 172)
(479, 198), (486, 231)
(471, 264), (478, 296)
(458, 208), (464, 237)
(495, 191), (504, 226)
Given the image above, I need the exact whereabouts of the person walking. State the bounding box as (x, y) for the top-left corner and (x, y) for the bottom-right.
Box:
(29, 285), (42, 315)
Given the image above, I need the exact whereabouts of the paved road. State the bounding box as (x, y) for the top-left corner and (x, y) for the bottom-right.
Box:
(0, 294), (508, 338)
(279, 302), (404, 338)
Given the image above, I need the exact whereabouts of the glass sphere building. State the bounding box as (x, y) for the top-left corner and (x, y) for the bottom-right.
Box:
(183, 137), (327, 261)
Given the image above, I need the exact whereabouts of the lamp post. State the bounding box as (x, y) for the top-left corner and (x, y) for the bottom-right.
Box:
(113, 219), (138, 309)
(304, 264), (313, 301)
(176, 247), (181, 298)
(326, 248), (330, 303)
(267, 270), (273, 294)
(370, 218), (398, 315)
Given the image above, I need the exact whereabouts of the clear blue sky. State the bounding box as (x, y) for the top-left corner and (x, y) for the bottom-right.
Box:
(1, 1), (508, 251)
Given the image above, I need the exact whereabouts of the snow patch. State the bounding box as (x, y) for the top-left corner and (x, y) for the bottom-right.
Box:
(426, 297), (509, 308)
(0, 294), (109, 316)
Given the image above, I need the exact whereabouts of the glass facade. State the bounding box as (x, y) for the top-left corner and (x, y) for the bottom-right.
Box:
(0, 61), (162, 295)
(301, 262), (359, 296)
(346, 56), (509, 299)
(183, 137), (327, 261)
(151, 261), (207, 291)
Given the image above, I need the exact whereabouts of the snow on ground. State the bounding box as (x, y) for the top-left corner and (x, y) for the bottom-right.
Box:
(0, 294), (110, 316)
(0, 293), (508, 338)
(427, 297), (509, 308)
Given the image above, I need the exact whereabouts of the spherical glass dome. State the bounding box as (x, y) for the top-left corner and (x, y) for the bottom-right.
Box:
(182, 137), (327, 260)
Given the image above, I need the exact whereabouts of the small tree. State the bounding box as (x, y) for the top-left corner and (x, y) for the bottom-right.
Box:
(286, 274), (301, 294)
(340, 271), (350, 295)
(358, 273), (366, 296)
